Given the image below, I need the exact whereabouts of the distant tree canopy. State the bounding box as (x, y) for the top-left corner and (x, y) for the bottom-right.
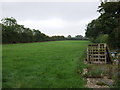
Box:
(1, 17), (66, 43)
(75, 35), (83, 40)
(66, 35), (87, 40)
(85, 1), (120, 50)
(67, 35), (72, 39)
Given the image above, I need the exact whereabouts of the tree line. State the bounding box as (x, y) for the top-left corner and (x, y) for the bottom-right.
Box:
(67, 35), (88, 40)
(85, 1), (120, 50)
(1, 17), (66, 44)
(1, 17), (86, 44)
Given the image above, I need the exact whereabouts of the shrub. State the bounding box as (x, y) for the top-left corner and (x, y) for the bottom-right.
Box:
(94, 34), (109, 43)
(83, 69), (103, 78)
(96, 82), (108, 86)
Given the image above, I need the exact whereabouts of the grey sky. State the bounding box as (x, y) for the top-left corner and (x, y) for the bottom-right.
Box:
(1, 1), (100, 37)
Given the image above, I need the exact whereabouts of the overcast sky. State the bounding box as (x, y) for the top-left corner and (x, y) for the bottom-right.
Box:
(1, 1), (100, 37)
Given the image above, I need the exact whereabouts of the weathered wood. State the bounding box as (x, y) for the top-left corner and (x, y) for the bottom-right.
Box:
(87, 43), (111, 64)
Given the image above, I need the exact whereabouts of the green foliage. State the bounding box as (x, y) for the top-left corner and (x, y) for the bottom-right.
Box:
(75, 35), (83, 40)
(85, 1), (120, 50)
(84, 69), (103, 78)
(85, 19), (101, 38)
(67, 35), (85, 40)
(2, 40), (90, 88)
(115, 80), (120, 88)
(1, 17), (17, 26)
(96, 82), (108, 86)
(1, 17), (66, 44)
(88, 70), (102, 77)
(108, 26), (120, 50)
(94, 34), (109, 43)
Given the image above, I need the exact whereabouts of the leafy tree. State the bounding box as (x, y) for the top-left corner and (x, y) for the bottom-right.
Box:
(1, 17), (66, 43)
(1, 17), (17, 26)
(85, 1), (120, 50)
(67, 35), (72, 40)
(75, 35), (83, 40)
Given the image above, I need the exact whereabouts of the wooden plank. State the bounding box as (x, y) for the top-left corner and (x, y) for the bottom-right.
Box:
(87, 43), (108, 64)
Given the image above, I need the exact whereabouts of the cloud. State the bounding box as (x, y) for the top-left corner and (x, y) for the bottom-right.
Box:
(18, 18), (66, 29)
(1, 0), (100, 2)
(2, 2), (100, 37)
(39, 18), (66, 28)
(17, 17), (96, 37)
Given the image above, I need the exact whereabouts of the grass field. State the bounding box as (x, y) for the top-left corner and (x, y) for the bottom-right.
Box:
(2, 40), (90, 88)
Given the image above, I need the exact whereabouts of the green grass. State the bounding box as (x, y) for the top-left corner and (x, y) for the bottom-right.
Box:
(2, 40), (90, 88)
(96, 82), (108, 86)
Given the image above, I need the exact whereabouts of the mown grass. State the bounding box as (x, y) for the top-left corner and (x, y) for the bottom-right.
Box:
(2, 40), (90, 88)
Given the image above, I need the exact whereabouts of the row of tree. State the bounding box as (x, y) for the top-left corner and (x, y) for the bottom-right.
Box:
(1, 17), (86, 44)
(1, 17), (67, 44)
(67, 35), (88, 40)
(85, 1), (120, 50)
